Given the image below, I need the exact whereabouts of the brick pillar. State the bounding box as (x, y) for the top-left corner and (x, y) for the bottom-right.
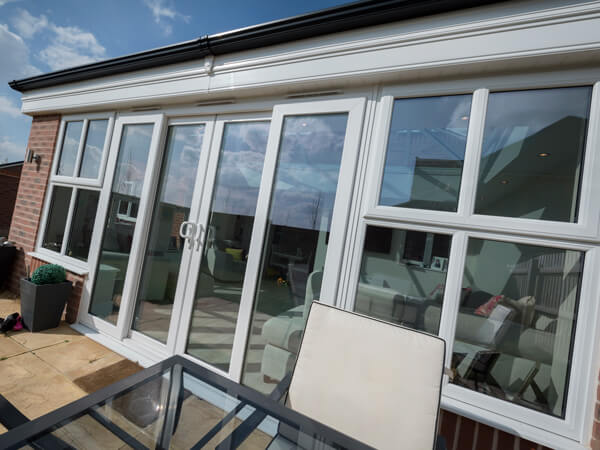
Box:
(7, 115), (61, 294)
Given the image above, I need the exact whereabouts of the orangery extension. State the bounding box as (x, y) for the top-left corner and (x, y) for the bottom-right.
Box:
(8, 1), (600, 448)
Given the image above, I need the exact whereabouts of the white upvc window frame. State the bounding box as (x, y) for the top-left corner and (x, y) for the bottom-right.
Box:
(51, 112), (114, 187)
(342, 78), (600, 449)
(35, 113), (115, 273)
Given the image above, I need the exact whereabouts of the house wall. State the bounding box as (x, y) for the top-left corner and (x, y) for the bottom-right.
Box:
(0, 164), (22, 237)
(6, 115), (85, 323)
(11, 103), (586, 450)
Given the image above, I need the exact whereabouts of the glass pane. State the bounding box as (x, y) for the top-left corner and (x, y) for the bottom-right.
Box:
(8, 364), (356, 449)
(89, 124), (154, 324)
(354, 226), (451, 333)
(41, 186), (72, 252)
(449, 239), (582, 417)
(79, 119), (108, 179)
(132, 124), (206, 343)
(242, 113), (348, 394)
(65, 189), (100, 261)
(57, 121), (83, 176)
(186, 121), (269, 370)
(379, 95), (472, 212)
(475, 87), (591, 222)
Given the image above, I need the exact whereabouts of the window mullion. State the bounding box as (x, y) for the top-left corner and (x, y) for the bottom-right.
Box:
(437, 230), (468, 383)
(60, 187), (78, 256)
(457, 88), (488, 219)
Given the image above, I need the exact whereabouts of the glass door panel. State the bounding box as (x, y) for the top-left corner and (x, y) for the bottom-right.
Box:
(185, 121), (270, 371)
(89, 124), (155, 324)
(132, 124), (206, 343)
(241, 113), (349, 394)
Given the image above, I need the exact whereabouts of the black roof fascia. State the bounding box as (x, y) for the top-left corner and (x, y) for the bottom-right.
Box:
(0, 161), (24, 169)
(9, 0), (504, 93)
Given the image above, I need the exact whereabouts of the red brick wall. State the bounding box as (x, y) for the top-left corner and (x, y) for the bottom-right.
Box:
(4, 115), (83, 323)
(0, 164), (22, 237)
(439, 410), (554, 450)
(7, 115), (61, 295)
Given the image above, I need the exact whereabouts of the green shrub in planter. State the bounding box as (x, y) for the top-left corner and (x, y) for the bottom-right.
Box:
(21, 264), (71, 332)
(31, 264), (66, 285)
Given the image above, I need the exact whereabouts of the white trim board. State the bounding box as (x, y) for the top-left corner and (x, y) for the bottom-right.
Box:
(18, 1), (600, 114)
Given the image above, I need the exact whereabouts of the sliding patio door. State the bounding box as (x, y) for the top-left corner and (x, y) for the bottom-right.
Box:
(175, 99), (366, 387)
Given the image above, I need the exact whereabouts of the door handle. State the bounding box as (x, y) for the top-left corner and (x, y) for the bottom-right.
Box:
(179, 221), (197, 250)
(195, 224), (205, 251)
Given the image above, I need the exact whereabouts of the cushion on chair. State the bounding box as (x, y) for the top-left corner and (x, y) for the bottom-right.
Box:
(287, 302), (445, 450)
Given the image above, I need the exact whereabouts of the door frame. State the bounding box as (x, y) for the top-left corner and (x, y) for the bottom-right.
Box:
(172, 112), (274, 376)
(126, 116), (217, 354)
(78, 113), (166, 339)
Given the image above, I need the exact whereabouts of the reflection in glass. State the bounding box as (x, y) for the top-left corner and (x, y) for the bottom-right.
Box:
(57, 121), (83, 176)
(79, 119), (108, 179)
(379, 95), (472, 212)
(66, 189), (100, 261)
(354, 226), (451, 333)
(11, 364), (348, 449)
(241, 114), (348, 394)
(475, 87), (591, 222)
(89, 124), (154, 324)
(186, 121), (269, 370)
(42, 186), (72, 252)
(133, 125), (205, 343)
(444, 239), (582, 417)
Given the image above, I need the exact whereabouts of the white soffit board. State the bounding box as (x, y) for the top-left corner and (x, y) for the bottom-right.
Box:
(20, 0), (600, 114)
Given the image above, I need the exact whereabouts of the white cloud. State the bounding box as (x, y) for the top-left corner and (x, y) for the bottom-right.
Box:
(39, 24), (106, 70)
(0, 96), (20, 118)
(11, 9), (47, 39)
(0, 24), (40, 80)
(8, 10), (107, 71)
(142, 0), (190, 36)
(0, 0), (21, 7)
(0, 137), (25, 163)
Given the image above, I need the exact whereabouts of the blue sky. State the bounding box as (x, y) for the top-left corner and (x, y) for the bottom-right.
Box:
(0, 0), (351, 164)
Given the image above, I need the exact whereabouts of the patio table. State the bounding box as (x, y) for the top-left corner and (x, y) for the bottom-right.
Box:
(0, 355), (372, 449)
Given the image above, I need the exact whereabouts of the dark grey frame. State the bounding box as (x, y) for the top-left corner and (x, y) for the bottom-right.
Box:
(0, 355), (373, 450)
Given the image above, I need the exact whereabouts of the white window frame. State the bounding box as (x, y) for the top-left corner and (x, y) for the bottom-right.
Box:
(51, 112), (114, 187)
(342, 78), (600, 449)
(34, 113), (115, 273)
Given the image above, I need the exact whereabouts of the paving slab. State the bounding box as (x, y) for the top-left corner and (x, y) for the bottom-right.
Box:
(0, 335), (27, 359)
(33, 338), (124, 381)
(0, 296), (20, 318)
(0, 352), (86, 420)
(9, 323), (85, 350)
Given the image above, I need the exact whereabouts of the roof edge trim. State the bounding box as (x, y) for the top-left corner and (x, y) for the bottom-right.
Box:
(9, 0), (503, 93)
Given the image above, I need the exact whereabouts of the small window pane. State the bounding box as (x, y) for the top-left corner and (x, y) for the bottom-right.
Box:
(354, 226), (451, 333)
(379, 95), (472, 212)
(449, 239), (582, 418)
(42, 186), (72, 252)
(79, 119), (108, 179)
(66, 189), (100, 261)
(475, 87), (591, 222)
(57, 121), (83, 176)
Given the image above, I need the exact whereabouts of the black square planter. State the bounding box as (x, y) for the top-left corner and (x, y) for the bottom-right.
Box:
(20, 278), (72, 332)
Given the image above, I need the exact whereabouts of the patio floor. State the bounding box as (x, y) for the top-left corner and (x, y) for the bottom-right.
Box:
(0, 291), (143, 436)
